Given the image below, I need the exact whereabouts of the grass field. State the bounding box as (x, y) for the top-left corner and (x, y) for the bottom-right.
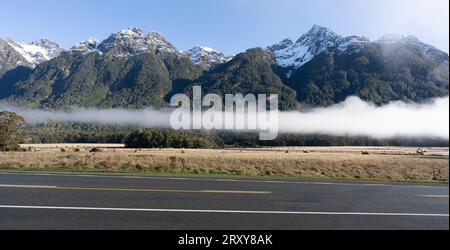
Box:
(0, 144), (448, 183)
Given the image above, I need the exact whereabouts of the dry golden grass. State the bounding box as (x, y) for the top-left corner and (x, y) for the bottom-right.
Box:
(0, 145), (448, 182)
(20, 143), (125, 149)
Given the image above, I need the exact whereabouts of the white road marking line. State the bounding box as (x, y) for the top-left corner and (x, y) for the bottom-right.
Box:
(0, 184), (270, 195)
(0, 171), (446, 188)
(0, 205), (447, 217)
(419, 195), (449, 198)
(0, 184), (57, 189)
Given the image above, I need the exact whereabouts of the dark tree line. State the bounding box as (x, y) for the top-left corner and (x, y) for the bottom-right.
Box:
(124, 129), (218, 149)
(211, 131), (449, 148)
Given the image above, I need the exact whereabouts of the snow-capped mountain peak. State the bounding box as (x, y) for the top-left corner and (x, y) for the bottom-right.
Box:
(31, 38), (58, 47)
(378, 34), (433, 50)
(269, 25), (446, 77)
(336, 36), (371, 51)
(2, 38), (63, 66)
(269, 25), (371, 70)
(298, 25), (340, 43)
(70, 37), (100, 53)
(187, 46), (220, 55)
(268, 39), (293, 52)
(119, 27), (145, 36)
(96, 27), (181, 57)
(185, 46), (232, 70)
(97, 27), (146, 56)
(377, 34), (448, 62)
(269, 25), (342, 69)
(147, 31), (180, 55)
(378, 34), (408, 44)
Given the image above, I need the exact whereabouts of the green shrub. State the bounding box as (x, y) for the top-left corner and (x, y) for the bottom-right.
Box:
(0, 111), (25, 152)
(124, 129), (217, 149)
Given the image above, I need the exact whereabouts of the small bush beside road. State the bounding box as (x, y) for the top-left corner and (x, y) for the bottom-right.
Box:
(0, 111), (25, 152)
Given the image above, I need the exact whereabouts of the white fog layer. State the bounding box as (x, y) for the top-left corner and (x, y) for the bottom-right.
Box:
(1, 96), (448, 139)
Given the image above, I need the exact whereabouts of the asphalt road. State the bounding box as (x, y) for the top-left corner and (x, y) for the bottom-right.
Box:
(0, 170), (448, 230)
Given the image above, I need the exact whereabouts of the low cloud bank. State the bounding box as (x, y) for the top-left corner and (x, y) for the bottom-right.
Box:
(0, 106), (172, 128)
(279, 96), (449, 139)
(1, 96), (448, 139)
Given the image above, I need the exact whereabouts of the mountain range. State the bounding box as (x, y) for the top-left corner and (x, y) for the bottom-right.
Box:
(0, 25), (448, 110)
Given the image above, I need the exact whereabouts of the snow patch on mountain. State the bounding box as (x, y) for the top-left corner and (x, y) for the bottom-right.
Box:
(269, 25), (447, 73)
(185, 46), (232, 70)
(336, 36), (371, 51)
(5, 38), (62, 65)
(269, 25), (370, 70)
(377, 34), (448, 62)
(96, 27), (181, 57)
(147, 31), (180, 55)
(70, 37), (100, 53)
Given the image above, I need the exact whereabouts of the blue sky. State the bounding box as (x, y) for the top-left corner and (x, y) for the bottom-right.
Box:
(1, 0), (449, 54)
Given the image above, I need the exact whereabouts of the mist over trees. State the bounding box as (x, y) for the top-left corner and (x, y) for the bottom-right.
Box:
(21, 123), (449, 148)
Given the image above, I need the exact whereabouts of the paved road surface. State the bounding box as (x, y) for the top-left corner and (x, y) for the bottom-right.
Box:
(0, 171), (448, 230)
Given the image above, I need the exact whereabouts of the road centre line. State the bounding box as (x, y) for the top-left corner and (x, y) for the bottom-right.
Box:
(419, 195), (449, 198)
